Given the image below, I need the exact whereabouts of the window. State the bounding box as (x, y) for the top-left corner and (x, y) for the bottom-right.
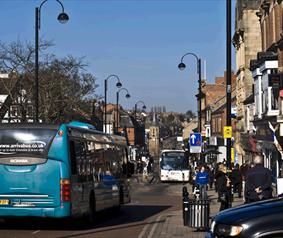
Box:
(0, 128), (57, 158)
(69, 141), (77, 175)
(10, 105), (18, 117)
(27, 105), (33, 118)
(271, 88), (279, 110)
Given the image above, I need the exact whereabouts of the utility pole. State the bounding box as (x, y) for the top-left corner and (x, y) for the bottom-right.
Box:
(226, 0), (232, 208)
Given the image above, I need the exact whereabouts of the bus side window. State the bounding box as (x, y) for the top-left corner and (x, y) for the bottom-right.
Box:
(69, 140), (77, 175)
(93, 143), (106, 183)
(74, 140), (86, 182)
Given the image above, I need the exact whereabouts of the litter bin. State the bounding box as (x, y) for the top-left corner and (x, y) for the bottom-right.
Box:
(188, 199), (210, 230)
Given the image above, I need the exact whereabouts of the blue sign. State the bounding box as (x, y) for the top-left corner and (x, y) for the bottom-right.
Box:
(189, 133), (202, 146)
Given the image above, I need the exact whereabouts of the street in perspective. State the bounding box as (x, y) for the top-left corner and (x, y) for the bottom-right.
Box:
(0, 0), (283, 238)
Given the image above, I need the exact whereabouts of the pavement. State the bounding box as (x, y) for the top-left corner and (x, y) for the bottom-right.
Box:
(137, 180), (244, 238)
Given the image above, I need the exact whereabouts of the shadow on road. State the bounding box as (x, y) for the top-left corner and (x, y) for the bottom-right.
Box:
(0, 204), (171, 232)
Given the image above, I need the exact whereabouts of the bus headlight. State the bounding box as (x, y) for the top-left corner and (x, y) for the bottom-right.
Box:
(216, 224), (243, 236)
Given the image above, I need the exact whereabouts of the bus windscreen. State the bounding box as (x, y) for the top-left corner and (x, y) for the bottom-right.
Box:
(161, 152), (188, 170)
(0, 129), (57, 158)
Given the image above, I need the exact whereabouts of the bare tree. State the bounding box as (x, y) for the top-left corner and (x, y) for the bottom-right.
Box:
(0, 40), (99, 123)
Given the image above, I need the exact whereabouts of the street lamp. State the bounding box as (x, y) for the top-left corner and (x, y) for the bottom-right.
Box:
(116, 88), (131, 133)
(178, 53), (202, 133)
(134, 101), (146, 120)
(35, 0), (69, 123)
(104, 75), (122, 133)
(226, 0), (232, 208)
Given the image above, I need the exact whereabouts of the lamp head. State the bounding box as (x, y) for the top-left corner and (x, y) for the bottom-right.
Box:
(178, 62), (186, 71)
(116, 82), (122, 88)
(57, 12), (69, 24)
(126, 93), (131, 98)
(142, 105), (147, 110)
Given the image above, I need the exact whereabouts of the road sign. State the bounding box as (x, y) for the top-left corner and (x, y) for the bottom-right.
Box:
(189, 133), (202, 146)
(189, 133), (202, 153)
(223, 126), (232, 138)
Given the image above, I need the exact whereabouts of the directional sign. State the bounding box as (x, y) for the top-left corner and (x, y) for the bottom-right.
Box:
(189, 133), (202, 146)
(189, 133), (202, 153)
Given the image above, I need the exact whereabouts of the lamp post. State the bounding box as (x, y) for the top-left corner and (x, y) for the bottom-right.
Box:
(226, 0), (232, 208)
(104, 75), (122, 133)
(116, 88), (130, 133)
(134, 101), (146, 121)
(178, 53), (202, 133)
(35, 0), (69, 123)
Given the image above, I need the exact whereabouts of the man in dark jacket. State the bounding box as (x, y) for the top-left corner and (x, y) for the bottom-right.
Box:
(245, 154), (272, 203)
(231, 164), (242, 198)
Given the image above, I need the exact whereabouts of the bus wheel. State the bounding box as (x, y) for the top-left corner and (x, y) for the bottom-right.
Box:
(88, 193), (96, 223)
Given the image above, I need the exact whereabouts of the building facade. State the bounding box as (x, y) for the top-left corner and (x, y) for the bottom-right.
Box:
(247, 0), (283, 179)
(233, 0), (262, 164)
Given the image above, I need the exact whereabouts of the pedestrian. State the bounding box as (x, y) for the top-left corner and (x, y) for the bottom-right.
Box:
(195, 165), (209, 199)
(191, 167), (199, 193)
(240, 163), (249, 202)
(245, 154), (272, 203)
(147, 155), (152, 174)
(149, 160), (159, 184)
(208, 165), (215, 189)
(214, 162), (223, 201)
(217, 164), (231, 211)
(231, 164), (242, 198)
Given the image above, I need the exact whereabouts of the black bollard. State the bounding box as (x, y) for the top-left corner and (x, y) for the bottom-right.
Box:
(183, 186), (189, 226)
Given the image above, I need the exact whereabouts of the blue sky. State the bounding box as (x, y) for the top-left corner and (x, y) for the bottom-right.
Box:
(0, 0), (236, 113)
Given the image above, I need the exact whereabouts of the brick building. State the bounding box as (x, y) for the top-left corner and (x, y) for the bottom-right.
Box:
(201, 72), (236, 163)
(203, 72), (236, 138)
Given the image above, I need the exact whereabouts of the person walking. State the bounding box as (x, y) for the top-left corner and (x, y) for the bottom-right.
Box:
(245, 154), (272, 203)
(195, 166), (209, 199)
(217, 164), (231, 211)
(231, 164), (242, 198)
(208, 165), (215, 189)
(191, 167), (199, 193)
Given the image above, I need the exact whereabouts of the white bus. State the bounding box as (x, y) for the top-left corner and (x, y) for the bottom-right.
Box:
(159, 150), (190, 182)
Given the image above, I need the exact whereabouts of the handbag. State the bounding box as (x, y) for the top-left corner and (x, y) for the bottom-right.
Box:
(220, 193), (227, 203)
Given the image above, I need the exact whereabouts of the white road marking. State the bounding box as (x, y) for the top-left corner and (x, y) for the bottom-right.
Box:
(138, 215), (163, 238)
(137, 221), (150, 238)
(147, 215), (163, 238)
(32, 230), (41, 235)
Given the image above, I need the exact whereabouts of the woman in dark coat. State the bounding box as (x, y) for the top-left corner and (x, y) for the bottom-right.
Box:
(217, 164), (231, 211)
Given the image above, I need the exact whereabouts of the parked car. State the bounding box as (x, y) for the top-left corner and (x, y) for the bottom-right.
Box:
(206, 197), (283, 238)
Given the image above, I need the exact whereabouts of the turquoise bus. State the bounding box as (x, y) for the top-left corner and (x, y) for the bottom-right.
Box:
(0, 121), (131, 221)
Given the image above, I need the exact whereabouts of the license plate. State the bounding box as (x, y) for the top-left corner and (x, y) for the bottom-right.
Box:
(0, 200), (9, 205)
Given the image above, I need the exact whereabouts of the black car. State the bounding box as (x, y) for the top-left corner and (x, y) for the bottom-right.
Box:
(206, 197), (283, 238)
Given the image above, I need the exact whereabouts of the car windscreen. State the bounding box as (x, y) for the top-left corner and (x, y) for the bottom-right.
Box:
(0, 128), (57, 159)
(160, 152), (188, 170)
